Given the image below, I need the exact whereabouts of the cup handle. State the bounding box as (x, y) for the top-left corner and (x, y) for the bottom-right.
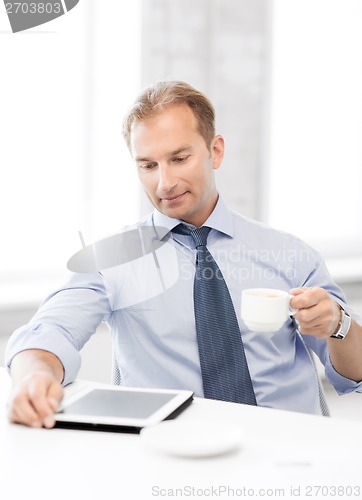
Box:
(288, 294), (298, 316)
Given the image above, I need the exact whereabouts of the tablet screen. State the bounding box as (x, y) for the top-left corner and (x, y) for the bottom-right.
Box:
(55, 385), (194, 431)
(61, 388), (176, 419)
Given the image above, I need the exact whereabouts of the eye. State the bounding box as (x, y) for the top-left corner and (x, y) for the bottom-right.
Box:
(172, 155), (189, 164)
(139, 162), (158, 170)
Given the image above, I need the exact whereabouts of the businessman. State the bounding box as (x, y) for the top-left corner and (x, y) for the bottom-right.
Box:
(6, 81), (362, 428)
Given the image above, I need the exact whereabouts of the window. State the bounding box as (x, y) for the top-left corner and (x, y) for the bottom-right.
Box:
(266, 0), (362, 264)
(0, 1), (141, 304)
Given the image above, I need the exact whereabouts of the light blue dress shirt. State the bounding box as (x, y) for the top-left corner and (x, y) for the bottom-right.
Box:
(5, 197), (362, 415)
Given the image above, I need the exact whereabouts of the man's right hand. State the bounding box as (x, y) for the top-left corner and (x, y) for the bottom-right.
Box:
(7, 349), (64, 428)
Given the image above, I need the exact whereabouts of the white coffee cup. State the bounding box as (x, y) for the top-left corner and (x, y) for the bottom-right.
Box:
(241, 288), (297, 332)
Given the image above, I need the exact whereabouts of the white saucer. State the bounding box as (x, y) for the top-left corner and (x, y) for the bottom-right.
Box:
(140, 420), (243, 458)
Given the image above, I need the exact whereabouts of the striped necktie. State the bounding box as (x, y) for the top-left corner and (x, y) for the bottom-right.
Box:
(174, 224), (257, 405)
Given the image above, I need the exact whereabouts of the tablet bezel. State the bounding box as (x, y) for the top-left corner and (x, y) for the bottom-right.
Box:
(55, 385), (194, 430)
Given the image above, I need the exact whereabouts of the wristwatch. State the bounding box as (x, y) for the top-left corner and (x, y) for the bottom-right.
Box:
(330, 304), (352, 340)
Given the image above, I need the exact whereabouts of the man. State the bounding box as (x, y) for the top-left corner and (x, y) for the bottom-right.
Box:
(6, 81), (362, 428)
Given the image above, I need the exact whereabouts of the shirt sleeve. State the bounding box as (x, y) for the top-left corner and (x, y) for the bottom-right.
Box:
(5, 272), (111, 386)
(295, 244), (362, 394)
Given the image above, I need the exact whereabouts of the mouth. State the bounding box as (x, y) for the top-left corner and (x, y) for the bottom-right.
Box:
(161, 192), (188, 204)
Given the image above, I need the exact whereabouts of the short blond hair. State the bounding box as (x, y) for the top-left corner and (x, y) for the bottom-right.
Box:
(122, 80), (215, 151)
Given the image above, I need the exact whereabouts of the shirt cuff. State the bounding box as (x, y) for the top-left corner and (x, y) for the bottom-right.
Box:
(5, 323), (81, 386)
(325, 354), (362, 395)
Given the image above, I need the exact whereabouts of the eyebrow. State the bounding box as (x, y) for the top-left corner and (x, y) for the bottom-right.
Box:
(135, 146), (192, 163)
(169, 146), (192, 156)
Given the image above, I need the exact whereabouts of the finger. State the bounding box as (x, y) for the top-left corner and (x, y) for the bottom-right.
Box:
(294, 304), (322, 324)
(289, 286), (320, 296)
(10, 406), (42, 428)
(297, 322), (331, 338)
(48, 381), (64, 409)
(27, 377), (56, 421)
(296, 305), (337, 337)
(290, 287), (325, 310)
(301, 297), (337, 323)
(42, 382), (64, 428)
(289, 287), (312, 311)
(8, 388), (43, 427)
(289, 287), (305, 296)
(298, 326), (324, 337)
(8, 372), (63, 428)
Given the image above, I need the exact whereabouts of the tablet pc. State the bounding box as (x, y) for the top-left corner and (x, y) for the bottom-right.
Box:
(54, 385), (194, 433)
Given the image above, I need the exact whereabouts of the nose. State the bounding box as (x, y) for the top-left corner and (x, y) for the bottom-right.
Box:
(157, 163), (177, 193)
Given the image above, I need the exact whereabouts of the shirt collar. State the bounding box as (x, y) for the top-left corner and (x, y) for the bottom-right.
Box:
(152, 195), (234, 240)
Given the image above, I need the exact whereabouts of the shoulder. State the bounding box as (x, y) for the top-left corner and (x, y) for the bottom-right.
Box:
(230, 209), (322, 264)
(231, 209), (307, 244)
(119, 212), (154, 232)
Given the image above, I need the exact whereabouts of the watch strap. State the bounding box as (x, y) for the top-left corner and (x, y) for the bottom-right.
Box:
(330, 305), (351, 340)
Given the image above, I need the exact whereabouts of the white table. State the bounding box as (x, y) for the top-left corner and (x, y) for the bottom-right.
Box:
(0, 368), (361, 500)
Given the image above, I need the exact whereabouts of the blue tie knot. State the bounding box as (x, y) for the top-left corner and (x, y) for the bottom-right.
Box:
(190, 227), (211, 248)
(173, 224), (211, 248)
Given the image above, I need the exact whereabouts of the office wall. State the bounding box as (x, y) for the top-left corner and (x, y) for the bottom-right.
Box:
(1, 1), (361, 418)
(139, 0), (270, 220)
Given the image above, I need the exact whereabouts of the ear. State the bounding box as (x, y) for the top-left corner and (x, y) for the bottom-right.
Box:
(211, 135), (224, 170)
